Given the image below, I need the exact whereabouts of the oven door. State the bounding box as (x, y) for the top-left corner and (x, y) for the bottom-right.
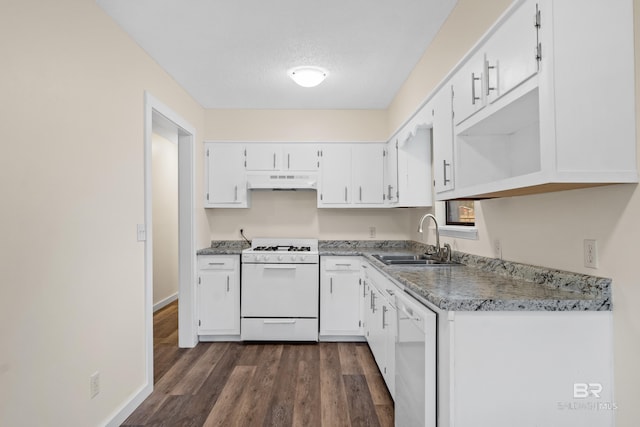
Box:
(241, 263), (319, 318)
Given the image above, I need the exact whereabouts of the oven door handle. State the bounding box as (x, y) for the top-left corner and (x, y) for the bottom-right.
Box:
(262, 265), (298, 270)
(263, 319), (297, 324)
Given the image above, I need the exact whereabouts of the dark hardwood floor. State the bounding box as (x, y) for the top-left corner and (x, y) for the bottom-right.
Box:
(122, 301), (394, 427)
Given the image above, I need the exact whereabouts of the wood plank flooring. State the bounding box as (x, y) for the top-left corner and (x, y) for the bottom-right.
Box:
(122, 301), (394, 427)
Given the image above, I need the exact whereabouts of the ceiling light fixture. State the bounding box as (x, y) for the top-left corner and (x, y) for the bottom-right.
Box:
(288, 66), (328, 88)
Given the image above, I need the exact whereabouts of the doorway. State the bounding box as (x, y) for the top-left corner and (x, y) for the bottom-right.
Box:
(144, 92), (197, 391)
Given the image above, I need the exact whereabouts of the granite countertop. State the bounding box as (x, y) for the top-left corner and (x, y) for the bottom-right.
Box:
(198, 240), (611, 312)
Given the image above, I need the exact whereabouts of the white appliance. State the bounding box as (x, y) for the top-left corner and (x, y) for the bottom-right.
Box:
(395, 290), (437, 427)
(241, 238), (319, 341)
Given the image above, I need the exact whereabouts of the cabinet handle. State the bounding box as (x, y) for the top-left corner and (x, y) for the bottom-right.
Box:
(344, 187), (348, 202)
(362, 281), (367, 297)
(359, 186), (362, 201)
(273, 153), (276, 169)
(330, 277), (333, 294)
(484, 59), (496, 96)
(287, 153), (290, 169)
(226, 275), (230, 292)
(208, 262), (225, 266)
(387, 184), (393, 200)
(371, 292), (376, 312)
(234, 185), (238, 201)
(335, 263), (352, 267)
(471, 72), (481, 105)
(443, 160), (451, 185)
(382, 306), (388, 329)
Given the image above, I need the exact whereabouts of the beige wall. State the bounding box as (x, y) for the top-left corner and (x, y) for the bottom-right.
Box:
(0, 0), (207, 425)
(204, 109), (412, 241)
(152, 133), (179, 307)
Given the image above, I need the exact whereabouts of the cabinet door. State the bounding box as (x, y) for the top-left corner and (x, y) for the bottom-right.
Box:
(245, 143), (280, 171)
(283, 144), (319, 171)
(451, 53), (485, 126)
(397, 128), (432, 207)
(382, 300), (397, 398)
(319, 145), (352, 205)
(432, 85), (455, 193)
(320, 270), (362, 336)
(198, 270), (239, 335)
(366, 282), (387, 374)
(352, 144), (384, 204)
(205, 143), (247, 206)
(484, 0), (539, 104)
(383, 139), (399, 205)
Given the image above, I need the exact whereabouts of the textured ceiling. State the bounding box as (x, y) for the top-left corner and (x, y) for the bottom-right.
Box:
(97, 0), (457, 109)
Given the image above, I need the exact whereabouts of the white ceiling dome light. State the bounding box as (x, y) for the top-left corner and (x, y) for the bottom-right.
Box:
(288, 66), (329, 88)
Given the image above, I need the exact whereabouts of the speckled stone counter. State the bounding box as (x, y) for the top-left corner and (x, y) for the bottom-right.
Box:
(197, 240), (611, 311)
(318, 240), (611, 312)
(197, 240), (248, 255)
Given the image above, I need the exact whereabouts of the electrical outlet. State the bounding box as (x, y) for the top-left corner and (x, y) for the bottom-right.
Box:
(584, 239), (598, 268)
(90, 371), (100, 398)
(369, 226), (376, 239)
(493, 239), (502, 259)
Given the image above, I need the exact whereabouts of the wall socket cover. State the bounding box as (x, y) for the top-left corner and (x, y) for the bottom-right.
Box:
(90, 371), (100, 398)
(584, 239), (598, 268)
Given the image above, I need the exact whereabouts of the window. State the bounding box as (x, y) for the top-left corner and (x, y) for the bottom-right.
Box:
(445, 200), (475, 226)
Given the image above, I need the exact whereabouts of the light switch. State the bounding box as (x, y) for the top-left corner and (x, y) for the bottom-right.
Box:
(137, 224), (146, 242)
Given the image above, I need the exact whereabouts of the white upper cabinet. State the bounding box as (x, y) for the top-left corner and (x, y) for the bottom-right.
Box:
(436, 0), (637, 200)
(397, 127), (432, 207)
(318, 144), (352, 205)
(383, 139), (399, 205)
(386, 102), (433, 207)
(483, 0), (539, 104)
(245, 143), (280, 171)
(318, 144), (385, 208)
(451, 52), (486, 126)
(352, 144), (385, 205)
(204, 142), (248, 208)
(432, 84), (455, 194)
(283, 144), (319, 171)
(245, 143), (319, 172)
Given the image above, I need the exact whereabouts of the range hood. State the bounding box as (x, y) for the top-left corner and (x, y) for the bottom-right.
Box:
(247, 172), (317, 190)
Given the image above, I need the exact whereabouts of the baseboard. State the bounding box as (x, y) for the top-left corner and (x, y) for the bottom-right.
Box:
(104, 382), (152, 427)
(319, 335), (367, 342)
(153, 292), (178, 312)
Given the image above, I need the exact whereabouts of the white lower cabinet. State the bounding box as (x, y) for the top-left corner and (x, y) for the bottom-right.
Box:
(362, 261), (398, 399)
(435, 309), (614, 427)
(319, 257), (364, 340)
(197, 255), (240, 340)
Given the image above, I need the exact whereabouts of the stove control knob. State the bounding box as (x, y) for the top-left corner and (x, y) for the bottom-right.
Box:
(278, 255), (283, 261)
(264, 255), (270, 262)
(299, 255), (306, 262)
(291, 255), (298, 262)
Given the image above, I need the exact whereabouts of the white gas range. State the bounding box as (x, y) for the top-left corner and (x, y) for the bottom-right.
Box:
(240, 238), (319, 341)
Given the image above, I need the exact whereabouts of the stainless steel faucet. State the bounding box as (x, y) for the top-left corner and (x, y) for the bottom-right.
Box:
(417, 213), (440, 256)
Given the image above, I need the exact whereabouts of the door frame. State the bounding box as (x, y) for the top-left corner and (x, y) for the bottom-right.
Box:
(144, 92), (198, 380)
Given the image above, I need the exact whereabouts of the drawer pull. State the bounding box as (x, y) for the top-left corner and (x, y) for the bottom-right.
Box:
(263, 319), (296, 324)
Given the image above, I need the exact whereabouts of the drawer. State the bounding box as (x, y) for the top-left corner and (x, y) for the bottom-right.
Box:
(323, 257), (360, 271)
(197, 255), (237, 270)
(241, 318), (318, 341)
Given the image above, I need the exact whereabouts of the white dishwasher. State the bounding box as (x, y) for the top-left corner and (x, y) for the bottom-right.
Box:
(395, 290), (437, 427)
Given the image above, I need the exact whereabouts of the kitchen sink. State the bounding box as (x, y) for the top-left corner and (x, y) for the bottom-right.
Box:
(372, 254), (462, 266)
